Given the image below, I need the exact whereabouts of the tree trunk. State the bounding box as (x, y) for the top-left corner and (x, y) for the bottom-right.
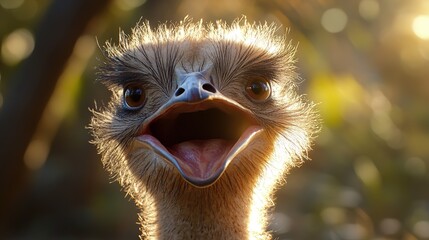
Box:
(0, 0), (111, 232)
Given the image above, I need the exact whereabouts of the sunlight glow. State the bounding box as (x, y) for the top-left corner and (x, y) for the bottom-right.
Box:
(247, 116), (312, 238)
(248, 136), (296, 239)
(412, 15), (429, 39)
(220, 26), (281, 54)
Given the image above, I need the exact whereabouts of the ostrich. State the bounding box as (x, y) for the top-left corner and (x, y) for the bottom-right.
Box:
(90, 18), (317, 239)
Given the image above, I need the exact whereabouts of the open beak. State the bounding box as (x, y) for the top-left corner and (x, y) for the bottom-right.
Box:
(133, 71), (263, 187)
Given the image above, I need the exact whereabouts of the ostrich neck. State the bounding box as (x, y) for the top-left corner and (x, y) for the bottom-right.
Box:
(138, 177), (273, 240)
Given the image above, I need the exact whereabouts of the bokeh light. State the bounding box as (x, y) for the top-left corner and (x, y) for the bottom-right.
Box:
(358, 0), (380, 21)
(321, 207), (346, 225)
(0, 0), (24, 9)
(321, 8), (348, 33)
(338, 223), (367, 240)
(1, 28), (34, 65)
(379, 218), (401, 236)
(354, 156), (381, 188)
(412, 15), (429, 40)
(404, 157), (427, 177)
(413, 221), (429, 239)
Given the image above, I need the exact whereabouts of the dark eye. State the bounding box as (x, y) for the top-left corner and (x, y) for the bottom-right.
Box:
(245, 78), (271, 101)
(123, 84), (146, 109)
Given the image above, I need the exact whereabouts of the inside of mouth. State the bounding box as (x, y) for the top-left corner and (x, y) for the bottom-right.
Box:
(146, 107), (255, 182)
(149, 108), (250, 148)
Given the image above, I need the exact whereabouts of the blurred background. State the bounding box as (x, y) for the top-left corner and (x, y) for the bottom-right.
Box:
(0, 0), (428, 239)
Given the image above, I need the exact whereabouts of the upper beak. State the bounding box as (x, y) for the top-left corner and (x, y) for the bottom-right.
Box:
(132, 71), (263, 187)
(172, 71), (217, 103)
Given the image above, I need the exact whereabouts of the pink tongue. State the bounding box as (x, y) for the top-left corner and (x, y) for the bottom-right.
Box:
(168, 139), (233, 181)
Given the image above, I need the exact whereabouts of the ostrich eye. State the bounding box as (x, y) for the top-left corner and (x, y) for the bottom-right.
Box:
(123, 84), (146, 109)
(245, 78), (271, 101)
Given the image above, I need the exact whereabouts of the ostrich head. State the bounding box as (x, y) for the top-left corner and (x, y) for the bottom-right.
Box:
(90, 18), (317, 239)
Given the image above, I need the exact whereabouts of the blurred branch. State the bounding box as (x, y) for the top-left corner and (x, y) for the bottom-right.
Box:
(0, 0), (111, 232)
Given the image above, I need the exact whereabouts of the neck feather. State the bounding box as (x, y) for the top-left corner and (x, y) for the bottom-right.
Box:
(127, 138), (294, 239)
(134, 158), (288, 239)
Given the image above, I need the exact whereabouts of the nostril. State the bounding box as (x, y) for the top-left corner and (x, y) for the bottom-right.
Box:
(202, 83), (216, 93)
(175, 87), (185, 97)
